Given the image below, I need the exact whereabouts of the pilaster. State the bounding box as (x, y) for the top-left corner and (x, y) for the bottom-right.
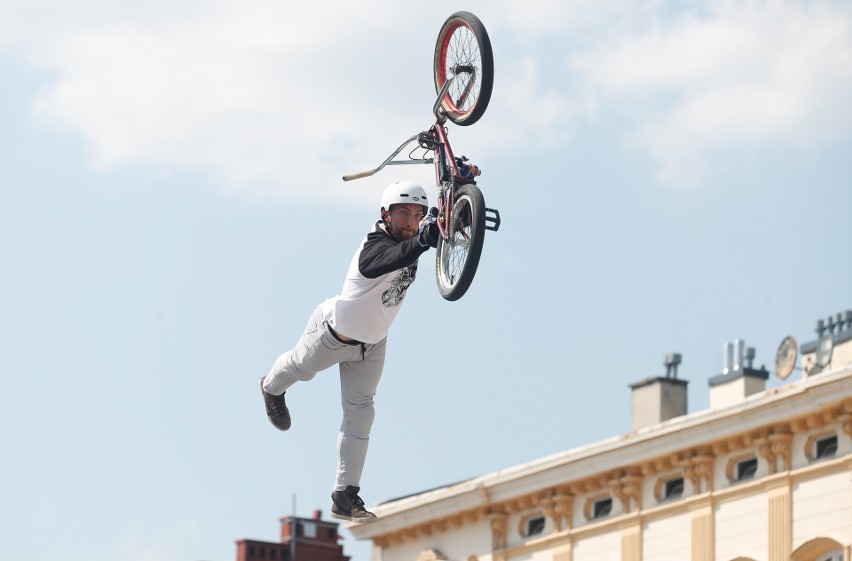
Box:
(767, 479), (792, 561)
(552, 542), (572, 561)
(690, 503), (713, 561)
(621, 524), (642, 561)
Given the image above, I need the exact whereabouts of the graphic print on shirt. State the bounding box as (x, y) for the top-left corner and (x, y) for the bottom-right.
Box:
(382, 262), (418, 307)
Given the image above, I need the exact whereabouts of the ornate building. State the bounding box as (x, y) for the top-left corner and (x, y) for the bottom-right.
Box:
(350, 310), (852, 561)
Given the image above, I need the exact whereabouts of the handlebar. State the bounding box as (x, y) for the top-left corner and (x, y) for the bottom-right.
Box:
(343, 80), (457, 182)
(342, 134), (434, 182)
(342, 169), (376, 181)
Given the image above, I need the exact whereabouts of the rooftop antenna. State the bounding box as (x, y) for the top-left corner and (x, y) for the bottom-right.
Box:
(291, 494), (297, 561)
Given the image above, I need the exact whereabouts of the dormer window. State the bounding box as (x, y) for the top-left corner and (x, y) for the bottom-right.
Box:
(655, 474), (687, 502)
(526, 516), (545, 537)
(815, 435), (838, 460)
(663, 477), (684, 501)
(736, 458), (758, 481)
(592, 498), (612, 519)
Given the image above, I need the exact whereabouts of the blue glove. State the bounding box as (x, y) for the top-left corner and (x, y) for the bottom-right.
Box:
(417, 208), (440, 248)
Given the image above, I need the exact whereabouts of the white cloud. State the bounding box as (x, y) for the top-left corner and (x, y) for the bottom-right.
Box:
(17, 1), (414, 201)
(568, 0), (852, 187)
(494, 0), (647, 38)
(3, 0), (852, 196)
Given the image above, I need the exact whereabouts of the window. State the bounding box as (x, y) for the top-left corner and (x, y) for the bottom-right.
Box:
(592, 498), (612, 519)
(736, 458), (758, 481)
(526, 516), (545, 537)
(815, 435), (838, 460)
(816, 551), (843, 561)
(303, 522), (317, 538)
(663, 478), (684, 500)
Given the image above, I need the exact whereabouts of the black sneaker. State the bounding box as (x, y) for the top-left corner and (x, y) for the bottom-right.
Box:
(259, 377), (291, 431)
(331, 486), (377, 523)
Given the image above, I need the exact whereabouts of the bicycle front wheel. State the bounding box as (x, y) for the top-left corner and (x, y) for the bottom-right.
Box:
(435, 184), (486, 301)
(433, 11), (494, 127)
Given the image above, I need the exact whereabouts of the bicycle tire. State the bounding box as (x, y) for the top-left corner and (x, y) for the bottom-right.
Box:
(435, 184), (487, 300)
(433, 11), (494, 127)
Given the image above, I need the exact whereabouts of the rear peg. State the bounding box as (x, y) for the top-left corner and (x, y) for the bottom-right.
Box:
(485, 207), (501, 231)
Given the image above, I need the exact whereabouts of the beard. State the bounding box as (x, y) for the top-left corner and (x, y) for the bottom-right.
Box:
(387, 220), (416, 241)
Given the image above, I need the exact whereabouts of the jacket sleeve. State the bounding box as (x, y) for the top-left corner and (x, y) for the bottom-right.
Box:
(358, 231), (429, 279)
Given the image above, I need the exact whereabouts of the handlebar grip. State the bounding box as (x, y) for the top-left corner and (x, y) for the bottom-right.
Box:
(342, 169), (376, 181)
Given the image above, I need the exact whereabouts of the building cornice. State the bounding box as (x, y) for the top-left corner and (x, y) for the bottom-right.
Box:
(350, 367), (852, 546)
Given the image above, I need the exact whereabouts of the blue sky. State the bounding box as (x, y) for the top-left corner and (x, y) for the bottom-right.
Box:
(2, 1), (851, 560)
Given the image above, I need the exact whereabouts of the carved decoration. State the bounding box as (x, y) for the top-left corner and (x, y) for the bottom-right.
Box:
(416, 549), (447, 561)
(840, 412), (852, 439)
(541, 498), (559, 532)
(611, 470), (643, 512)
(653, 477), (672, 503)
(547, 490), (574, 531)
(693, 454), (715, 493)
(790, 418), (808, 433)
(769, 432), (793, 472)
(680, 459), (701, 494)
(805, 413), (824, 430)
(489, 510), (508, 551)
(582, 493), (611, 521)
(757, 436), (777, 474)
(804, 430), (836, 462)
(823, 408), (838, 423)
(712, 441), (729, 455)
(725, 453), (757, 484)
(674, 451), (714, 495)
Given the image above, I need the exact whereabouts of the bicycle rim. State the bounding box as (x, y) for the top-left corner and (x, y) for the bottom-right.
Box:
(436, 185), (485, 300)
(434, 12), (494, 126)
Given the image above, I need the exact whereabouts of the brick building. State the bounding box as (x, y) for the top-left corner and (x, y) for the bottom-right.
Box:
(236, 510), (351, 561)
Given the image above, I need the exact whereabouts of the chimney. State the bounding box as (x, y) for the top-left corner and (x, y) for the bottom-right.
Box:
(630, 353), (689, 431)
(709, 339), (768, 409)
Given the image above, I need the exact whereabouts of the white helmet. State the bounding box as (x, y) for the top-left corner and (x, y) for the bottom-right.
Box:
(380, 181), (428, 215)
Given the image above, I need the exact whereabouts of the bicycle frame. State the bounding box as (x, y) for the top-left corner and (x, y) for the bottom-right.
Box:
(342, 80), (499, 238)
(428, 124), (463, 240)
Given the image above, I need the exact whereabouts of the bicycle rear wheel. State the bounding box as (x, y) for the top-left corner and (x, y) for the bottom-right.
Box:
(435, 184), (486, 301)
(433, 11), (494, 127)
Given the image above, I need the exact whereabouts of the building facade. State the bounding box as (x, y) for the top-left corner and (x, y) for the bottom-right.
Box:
(350, 310), (852, 561)
(236, 510), (351, 561)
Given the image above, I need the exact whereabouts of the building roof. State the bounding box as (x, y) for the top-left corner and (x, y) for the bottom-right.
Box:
(349, 363), (852, 541)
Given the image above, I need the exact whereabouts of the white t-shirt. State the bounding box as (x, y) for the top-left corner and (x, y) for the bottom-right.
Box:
(322, 221), (428, 344)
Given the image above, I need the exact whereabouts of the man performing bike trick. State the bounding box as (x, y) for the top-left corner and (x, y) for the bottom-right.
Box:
(259, 181), (439, 523)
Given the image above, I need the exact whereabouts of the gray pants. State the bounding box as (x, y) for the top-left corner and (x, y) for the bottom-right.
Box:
(262, 304), (386, 491)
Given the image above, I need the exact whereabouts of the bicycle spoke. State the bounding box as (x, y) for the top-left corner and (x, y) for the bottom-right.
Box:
(434, 11), (493, 127)
(445, 26), (482, 113)
(441, 209), (473, 287)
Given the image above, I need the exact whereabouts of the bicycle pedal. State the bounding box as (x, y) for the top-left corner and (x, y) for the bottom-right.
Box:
(417, 133), (439, 150)
(485, 207), (501, 231)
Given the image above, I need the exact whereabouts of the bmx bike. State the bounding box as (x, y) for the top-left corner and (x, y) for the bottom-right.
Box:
(343, 11), (501, 301)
